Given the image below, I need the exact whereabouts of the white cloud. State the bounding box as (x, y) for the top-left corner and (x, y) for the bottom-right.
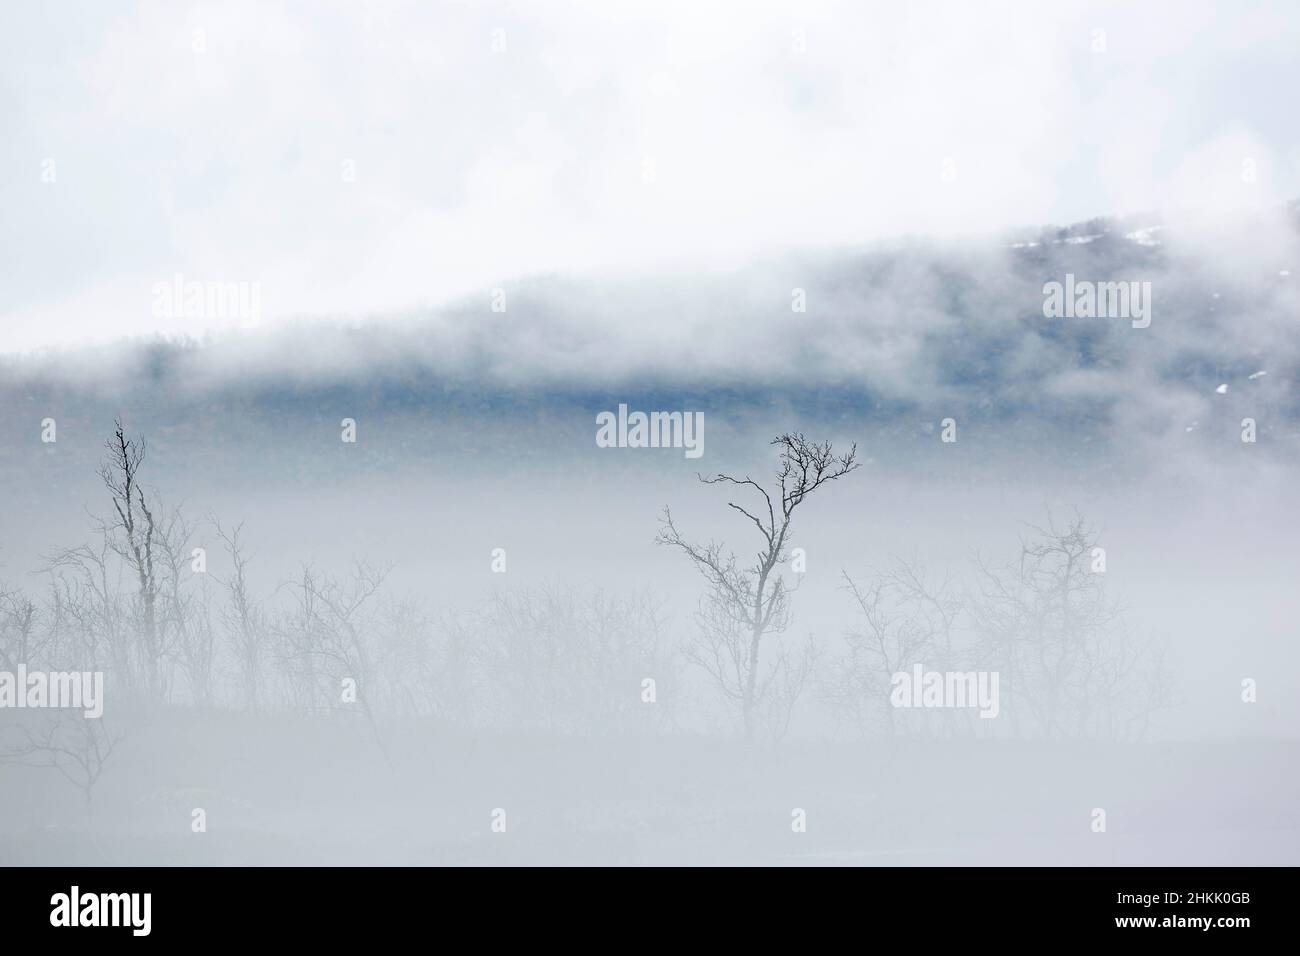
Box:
(2, 0), (1299, 350)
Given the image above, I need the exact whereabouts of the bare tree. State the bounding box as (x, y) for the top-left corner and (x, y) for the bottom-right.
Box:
(970, 509), (1173, 740)
(830, 560), (967, 739)
(214, 522), (267, 712)
(274, 562), (392, 760)
(154, 509), (216, 705)
(43, 538), (128, 683)
(658, 433), (859, 739)
(95, 421), (166, 699)
(0, 712), (120, 822)
(0, 585), (41, 671)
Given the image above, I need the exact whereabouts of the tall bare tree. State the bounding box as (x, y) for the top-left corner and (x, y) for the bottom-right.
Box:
(97, 421), (165, 698)
(658, 433), (858, 739)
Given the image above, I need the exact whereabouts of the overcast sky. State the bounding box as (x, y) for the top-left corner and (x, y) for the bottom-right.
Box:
(2, 0), (1299, 351)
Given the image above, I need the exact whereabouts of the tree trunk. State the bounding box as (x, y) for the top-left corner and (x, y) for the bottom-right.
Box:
(743, 626), (762, 741)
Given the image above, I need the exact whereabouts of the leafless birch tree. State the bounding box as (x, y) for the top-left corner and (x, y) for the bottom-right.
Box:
(658, 433), (858, 739)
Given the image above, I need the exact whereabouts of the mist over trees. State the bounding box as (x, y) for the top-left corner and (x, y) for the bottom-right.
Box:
(0, 422), (1177, 829)
(827, 514), (1173, 741)
(2, 424), (1174, 727)
(2, 0), (1294, 874)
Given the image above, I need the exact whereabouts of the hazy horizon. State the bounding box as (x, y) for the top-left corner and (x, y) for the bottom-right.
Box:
(2, 0), (1297, 870)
